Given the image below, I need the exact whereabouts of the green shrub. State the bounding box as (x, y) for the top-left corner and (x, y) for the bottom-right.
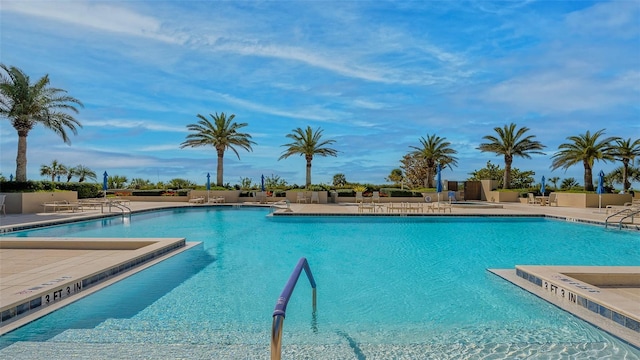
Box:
(380, 188), (423, 197)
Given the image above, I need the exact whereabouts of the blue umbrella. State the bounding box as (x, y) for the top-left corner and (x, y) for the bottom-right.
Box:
(261, 174), (265, 192)
(597, 170), (605, 210)
(206, 173), (211, 191)
(436, 164), (442, 201)
(103, 171), (108, 198)
(540, 176), (546, 195)
(596, 170), (605, 194)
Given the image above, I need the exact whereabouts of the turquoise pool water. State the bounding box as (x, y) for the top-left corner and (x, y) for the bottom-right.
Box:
(1, 208), (639, 358)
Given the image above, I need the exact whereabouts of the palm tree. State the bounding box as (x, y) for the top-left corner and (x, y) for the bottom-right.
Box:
(40, 160), (67, 182)
(72, 165), (97, 183)
(180, 112), (255, 186)
(551, 129), (618, 191)
(561, 177), (579, 190)
(279, 126), (338, 187)
(611, 137), (640, 193)
(410, 134), (458, 188)
(0, 65), (83, 182)
(477, 123), (545, 189)
(548, 176), (560, 190)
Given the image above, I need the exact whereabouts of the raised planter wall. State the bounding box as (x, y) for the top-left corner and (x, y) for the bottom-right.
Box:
(555, 193), (632, 208)
(1, 192), (78, 214)
(486, 191), (520, 203)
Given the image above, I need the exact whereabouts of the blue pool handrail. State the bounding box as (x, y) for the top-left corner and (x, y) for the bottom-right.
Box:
(271, 257), (317, 360)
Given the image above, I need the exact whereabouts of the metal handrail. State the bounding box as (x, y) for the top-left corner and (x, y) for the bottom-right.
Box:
(617, 209), (640, 229)
(605, 207), (638, 228)
(271, 257), (317, 360)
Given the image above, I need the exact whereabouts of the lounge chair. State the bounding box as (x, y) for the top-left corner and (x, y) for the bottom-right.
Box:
(0, 195), (5, 216)
(355, 191), (364, 203)
(371, 191), (380, 203)
(527, 193), (540, 205)
(296, 192), (308, 203)
(188, 195), (205, 204)
(548, 192), (558, 207)
(310, 191), (320, 204)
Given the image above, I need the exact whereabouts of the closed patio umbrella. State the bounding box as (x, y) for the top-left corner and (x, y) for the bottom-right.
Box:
(436, 164), (442, 202)
(597, 170), (605, 211)
(103, 171), (108, 198)
(206, 173), (211, 201)
(540, 176), (546, 195)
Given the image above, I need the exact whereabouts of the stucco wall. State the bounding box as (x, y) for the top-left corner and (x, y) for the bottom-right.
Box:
(1, 192), (78, 214)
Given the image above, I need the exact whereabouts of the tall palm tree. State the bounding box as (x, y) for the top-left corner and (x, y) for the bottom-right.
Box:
(0, 65), (83, 181)
(40, 160), (67, 182)
(410, 134), (458, 188)
(477, 123), (545, 189)
(611, 137), (640, 192)
(180, 112), (255, 186)
(279, 126), (338, 187)
(551, 129), (618, 192)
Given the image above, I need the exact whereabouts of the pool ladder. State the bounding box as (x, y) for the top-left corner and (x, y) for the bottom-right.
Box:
(605, 208), (640, 229)
(271, 257), (317, 360)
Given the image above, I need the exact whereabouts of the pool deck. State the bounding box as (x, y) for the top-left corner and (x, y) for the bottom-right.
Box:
(0, 201), (638, 346)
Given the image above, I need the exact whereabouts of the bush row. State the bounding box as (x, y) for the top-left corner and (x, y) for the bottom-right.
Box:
(0, 181), (103, 199)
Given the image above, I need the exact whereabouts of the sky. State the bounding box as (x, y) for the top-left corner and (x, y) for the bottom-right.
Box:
(1, 0), (639, 188)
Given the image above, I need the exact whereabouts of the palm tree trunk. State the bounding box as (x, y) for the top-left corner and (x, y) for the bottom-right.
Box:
(583, 160), (593, 191)
(217, 149), (224, 186)
(305, 155), (313, 188)
(15, 131), (28, 182)
(622, 159), (630, 191)
(503, 155), (512, 189)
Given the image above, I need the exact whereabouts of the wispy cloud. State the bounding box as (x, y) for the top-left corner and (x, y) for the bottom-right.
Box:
(2, 1), (184, 44)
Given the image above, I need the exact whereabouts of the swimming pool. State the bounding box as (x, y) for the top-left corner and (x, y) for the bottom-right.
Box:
(1, 208), (639, 359)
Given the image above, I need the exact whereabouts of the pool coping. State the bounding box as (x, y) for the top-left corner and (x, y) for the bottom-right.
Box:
(0, 238), (198, 336)
(489, 266), (640, 349)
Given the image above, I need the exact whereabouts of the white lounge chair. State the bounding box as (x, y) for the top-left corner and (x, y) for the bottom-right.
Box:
(527, 193), (540, 205)
(0, 195), (5, 216)
(371, 191), (380, 203)
(355, 191), (364, 203)
(548, 192), (558, 207)
(310, 192), (319, 204)
(296, 192), (308, 203)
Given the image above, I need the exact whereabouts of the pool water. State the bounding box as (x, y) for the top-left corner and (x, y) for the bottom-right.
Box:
(1, 208), (639, 358)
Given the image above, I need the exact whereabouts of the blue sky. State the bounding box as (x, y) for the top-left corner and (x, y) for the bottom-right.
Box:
(1, 1), (639, 188)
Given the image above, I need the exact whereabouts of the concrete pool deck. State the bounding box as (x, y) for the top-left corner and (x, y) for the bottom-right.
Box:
(0, 201), (638, 346)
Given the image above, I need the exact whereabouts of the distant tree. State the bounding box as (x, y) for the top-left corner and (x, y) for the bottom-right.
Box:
(551, 129), (618, 191)
(168, 178), (195, 189)
(279, 126), (338, 187)
(477, 123), (545, 189)
(264, 174), (287, 189)
(128, 178), (153, 189)
(333, 173), (347, 187)
(72, 165), (97, 183)
(0, 65), (83, 181)
(400, 153), (429, 188)
(40, 160), (67, 182)
(108, 175), (128, 189)
(239, 177), (253, 190)
(468, 160), (535, 188)
(386, 168), (404, 186)
(180, 112), (255, 187)
(467, 161), (502, 182)
(611, 137), (640, 192)
(548, 176), (560, 190)
(410, 134), (458, 188)
(561, 177), (579, 190)
(607, 166), (640, 190)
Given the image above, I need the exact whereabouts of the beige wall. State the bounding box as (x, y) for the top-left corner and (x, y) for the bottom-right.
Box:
(480, 180), (500, 201)
(555, 193), (632, 208)
(486, 191), (520, 203)
(1, 192), (78, 214)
